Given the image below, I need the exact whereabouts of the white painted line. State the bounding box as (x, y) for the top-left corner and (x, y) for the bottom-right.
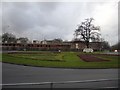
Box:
(0, 82), (51, 86)
(102, 87), (118, 88)
(54, 78), (119, 84)
(0, 78), (119, 86)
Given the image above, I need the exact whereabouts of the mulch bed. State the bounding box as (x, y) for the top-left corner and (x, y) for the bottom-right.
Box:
(78, 54), (110, 62)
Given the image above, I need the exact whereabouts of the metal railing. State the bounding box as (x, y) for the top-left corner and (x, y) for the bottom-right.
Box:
(1, 78), (119, 89)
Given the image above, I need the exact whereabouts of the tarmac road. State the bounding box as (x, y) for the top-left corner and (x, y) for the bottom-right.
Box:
(2, 63), (119, 89)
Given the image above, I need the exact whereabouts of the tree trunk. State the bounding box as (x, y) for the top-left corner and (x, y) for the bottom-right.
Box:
(86, 41), (89, 48)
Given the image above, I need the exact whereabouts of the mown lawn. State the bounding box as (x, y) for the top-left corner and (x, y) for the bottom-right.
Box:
(1, 51), (119, 69)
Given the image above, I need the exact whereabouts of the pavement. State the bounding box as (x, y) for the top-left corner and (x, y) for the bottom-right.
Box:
(2, 63), (119, 88)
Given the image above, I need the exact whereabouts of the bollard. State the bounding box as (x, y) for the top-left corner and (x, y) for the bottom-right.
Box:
(50, 82), (53, 90)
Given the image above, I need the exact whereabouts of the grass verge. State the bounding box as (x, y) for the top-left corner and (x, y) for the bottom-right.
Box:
(1, 51), (119, 69)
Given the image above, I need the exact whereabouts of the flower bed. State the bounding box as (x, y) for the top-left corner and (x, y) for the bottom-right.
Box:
(78, 54), (110, 62)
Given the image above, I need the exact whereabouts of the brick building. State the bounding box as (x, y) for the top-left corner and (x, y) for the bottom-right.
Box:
(70, 40), (102, 51)
(1, 40), (102, 51)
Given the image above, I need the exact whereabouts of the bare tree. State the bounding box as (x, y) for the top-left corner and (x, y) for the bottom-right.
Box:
(17, 37), (29, 44)
(2, 33), (16, 43)
(53, 38), (63, 43)
(74, 18), (101, 48)
(111, 41), (120, 51)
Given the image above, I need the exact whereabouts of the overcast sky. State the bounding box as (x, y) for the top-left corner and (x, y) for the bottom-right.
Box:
(1, 1), (119, 46)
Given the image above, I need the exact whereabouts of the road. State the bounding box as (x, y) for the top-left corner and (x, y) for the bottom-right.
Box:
(104, 52), (120, 55)
(2, 63), (119, 89)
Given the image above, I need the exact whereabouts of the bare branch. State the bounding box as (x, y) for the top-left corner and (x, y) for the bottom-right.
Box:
(74, 18), (101, 48)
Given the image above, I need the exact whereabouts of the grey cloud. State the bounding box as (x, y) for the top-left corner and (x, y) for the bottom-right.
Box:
(2, 2), (60, 33)
(2, 2), (118, 45)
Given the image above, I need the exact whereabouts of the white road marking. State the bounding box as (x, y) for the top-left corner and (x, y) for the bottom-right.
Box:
(0, 78), (119, 86)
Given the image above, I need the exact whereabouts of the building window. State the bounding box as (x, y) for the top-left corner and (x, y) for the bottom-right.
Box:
(37, 45), (39, 47)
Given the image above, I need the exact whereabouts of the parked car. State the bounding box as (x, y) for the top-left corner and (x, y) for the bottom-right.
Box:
(83, 48), (93, 53)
